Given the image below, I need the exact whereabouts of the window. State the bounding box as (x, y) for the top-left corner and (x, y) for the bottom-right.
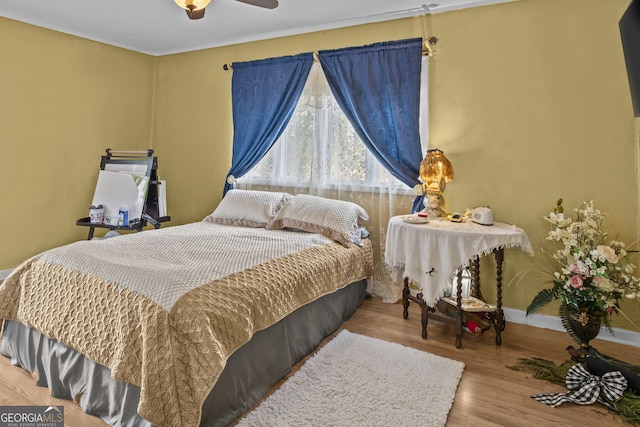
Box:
(239, 62), (421, 192)
(237, 51), (428, 304)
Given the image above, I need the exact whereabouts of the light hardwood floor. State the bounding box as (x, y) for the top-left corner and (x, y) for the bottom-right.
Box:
(1, 296), (637, 426)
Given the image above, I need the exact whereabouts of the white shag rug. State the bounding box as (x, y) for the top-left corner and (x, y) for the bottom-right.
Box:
(236, 329), (465, 427)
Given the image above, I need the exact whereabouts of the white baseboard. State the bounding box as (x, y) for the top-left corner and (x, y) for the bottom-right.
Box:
(503, 306), (640, 348)
(0, 268), (14, 281)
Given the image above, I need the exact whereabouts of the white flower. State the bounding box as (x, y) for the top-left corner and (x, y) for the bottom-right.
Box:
(547, 212), (564, 222)
(534, 200), (640, 319)
(593, 245), (619, 264)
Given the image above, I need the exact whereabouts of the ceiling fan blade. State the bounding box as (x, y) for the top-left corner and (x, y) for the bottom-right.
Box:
(235, 0), (278, 9)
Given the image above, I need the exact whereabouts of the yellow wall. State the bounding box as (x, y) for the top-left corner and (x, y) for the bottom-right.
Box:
(430, 0), (639, 329)
(2, 0), (639, 330)
(0, 18), (156, 266)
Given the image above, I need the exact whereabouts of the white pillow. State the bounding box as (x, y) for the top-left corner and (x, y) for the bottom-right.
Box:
(267, 194), (369, 246)
(203, 189), (292, 228)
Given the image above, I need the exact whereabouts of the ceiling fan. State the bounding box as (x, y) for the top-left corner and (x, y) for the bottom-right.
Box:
(174, 0), (279, 20)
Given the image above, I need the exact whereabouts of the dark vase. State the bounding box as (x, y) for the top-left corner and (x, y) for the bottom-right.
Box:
(562, 305), (604, 349)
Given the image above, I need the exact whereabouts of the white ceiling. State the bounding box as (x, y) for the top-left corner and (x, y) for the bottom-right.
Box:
(0, 0), (515, 56)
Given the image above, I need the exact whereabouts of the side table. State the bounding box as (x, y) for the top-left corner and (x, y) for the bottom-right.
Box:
(385, 215), (533, 349)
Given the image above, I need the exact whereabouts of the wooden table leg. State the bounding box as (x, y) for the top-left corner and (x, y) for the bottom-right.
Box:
(494, 248), (505, 345)
(402, 277), (410, 319)
(470, 256), (482, 300)
(402, 277), (430, 339)
(455, 268), (463, 349)
(419, 293), (429, 339)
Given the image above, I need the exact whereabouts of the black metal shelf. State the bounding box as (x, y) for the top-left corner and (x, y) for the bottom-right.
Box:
(77, 149), (170, 239)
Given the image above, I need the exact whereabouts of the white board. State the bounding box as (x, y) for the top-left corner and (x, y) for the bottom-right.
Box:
(91, 170), (149, 225)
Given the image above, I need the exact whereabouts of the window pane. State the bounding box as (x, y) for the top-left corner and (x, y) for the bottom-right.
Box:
(282, 105), (313, 182)
(328, 109), (367, 184)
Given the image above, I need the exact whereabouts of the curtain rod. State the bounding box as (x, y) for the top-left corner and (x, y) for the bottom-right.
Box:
(222, 37), (438, 70)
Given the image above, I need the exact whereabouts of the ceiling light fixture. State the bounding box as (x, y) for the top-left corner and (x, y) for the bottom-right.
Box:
(174, 0), (211, 20)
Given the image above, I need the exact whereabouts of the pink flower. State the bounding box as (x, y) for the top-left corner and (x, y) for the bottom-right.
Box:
(569, 263), (580, 274)
(607, 307), (615, 313)
(569, 275), (583, 289)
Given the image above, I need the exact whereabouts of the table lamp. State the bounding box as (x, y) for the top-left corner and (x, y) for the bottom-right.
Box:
(419, 149), (454, 217)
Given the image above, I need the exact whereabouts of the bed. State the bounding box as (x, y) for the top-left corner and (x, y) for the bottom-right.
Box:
(0, 190), (373, 427)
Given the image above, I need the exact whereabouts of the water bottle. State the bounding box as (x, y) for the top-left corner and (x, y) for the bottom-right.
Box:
(118, 205), (129, 226)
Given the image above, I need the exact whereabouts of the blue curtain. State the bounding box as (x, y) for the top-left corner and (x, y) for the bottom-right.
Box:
(318, 38), (425, 212)
(224, 53), (314, 194)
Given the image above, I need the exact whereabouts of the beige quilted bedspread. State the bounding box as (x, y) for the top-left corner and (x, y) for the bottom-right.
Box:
(0, 226), (373, 427)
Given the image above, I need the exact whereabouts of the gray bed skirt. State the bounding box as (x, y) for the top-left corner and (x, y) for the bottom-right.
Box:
(0, 279), (367, 427)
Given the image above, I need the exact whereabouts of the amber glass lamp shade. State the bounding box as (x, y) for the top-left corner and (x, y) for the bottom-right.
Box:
(419, 149), (454, 193)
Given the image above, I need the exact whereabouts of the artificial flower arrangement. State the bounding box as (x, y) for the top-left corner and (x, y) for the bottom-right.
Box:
(527, 199), (640, 340)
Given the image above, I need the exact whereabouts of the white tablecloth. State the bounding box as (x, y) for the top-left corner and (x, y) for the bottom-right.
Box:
(384, 216), (534, 306)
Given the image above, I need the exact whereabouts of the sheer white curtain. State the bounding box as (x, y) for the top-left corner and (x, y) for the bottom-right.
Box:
(238, 58), (429, 301)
